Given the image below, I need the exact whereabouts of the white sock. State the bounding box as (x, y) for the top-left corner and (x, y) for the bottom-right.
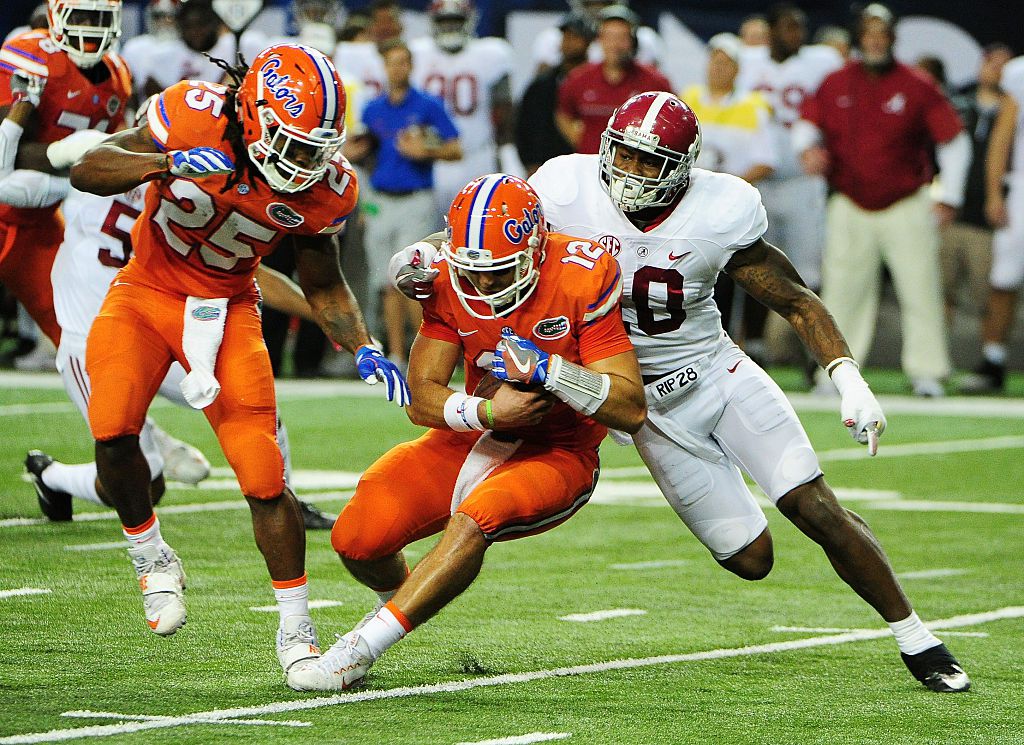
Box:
(357, 603), (410, 661)
(122, 514), (165, 550)
(273, 575), (310, 624)
(889, 612), (941, 655)
(982, 343), (1007, 365)
(41, 461), (104, 505)
(374, 588), (397, 605)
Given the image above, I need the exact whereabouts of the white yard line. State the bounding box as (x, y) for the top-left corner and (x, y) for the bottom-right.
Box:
(250, 600), (343, 613)
(867, 500), (1024, 514)
(0, 606), (1015, 744)
(455, 733), (571, 745)
(898, 569), (969, 580)
(64, 542), (126, 553)
(0, 587), (50, 600)
(61, 712), (309, 727)
(770, 626), (988, 638)
(610, 560), (688, 570)
(559, 609), (647, 623)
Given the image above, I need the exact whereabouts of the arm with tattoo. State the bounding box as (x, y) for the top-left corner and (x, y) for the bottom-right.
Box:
(293, 233), (373, 353)
(725, 237), (850, 368)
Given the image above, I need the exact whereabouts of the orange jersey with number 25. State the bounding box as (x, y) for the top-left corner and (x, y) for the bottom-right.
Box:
(124, 79), (358, 299)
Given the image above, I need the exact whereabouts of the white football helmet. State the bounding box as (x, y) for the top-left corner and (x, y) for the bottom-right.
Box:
(429, 0), (474, 54)
(48, 0), (122, 68)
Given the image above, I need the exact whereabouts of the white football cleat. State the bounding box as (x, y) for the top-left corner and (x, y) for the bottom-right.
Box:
(128, 543), (186, 636)
(278, 614), (321, 683)
(152, 426), (211, 485)
(286, 631), (373, 691)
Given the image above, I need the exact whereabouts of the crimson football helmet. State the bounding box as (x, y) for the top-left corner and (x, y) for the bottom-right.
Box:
(442, 173), (547, 319)
(599, 91), (701, 212)
(429, 0), (474, 53)
(48, 0), (122, 68)
(237, 44), (347, 193)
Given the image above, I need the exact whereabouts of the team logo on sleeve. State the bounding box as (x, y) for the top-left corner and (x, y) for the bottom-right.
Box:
(266, 202), (305, 228)
(533, 316), (570, 340)
(598, 235), (621, 257)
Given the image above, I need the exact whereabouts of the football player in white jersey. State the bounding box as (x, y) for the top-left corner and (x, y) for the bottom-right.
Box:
(735, 3), (842, 294)
(410, 0), (514, 213)
(388, 92), (971, 694)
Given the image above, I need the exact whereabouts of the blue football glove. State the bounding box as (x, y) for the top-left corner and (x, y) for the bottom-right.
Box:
(355, 345), (411, 407)
(493, 329), (549, 387)
(168, 147), (235, 178)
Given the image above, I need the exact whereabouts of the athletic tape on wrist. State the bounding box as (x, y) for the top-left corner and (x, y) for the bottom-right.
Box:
(825, 356), (858, 377)
(544, 354), (610, 416)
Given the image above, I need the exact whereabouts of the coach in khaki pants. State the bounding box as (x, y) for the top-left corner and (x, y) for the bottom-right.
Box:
(793, 4), (970, 396)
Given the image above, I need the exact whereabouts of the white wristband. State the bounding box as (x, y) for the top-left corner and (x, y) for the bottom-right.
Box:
(443, 392), (486, 432)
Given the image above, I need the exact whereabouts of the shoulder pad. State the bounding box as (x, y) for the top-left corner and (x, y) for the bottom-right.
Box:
(0, 31), (53, 77)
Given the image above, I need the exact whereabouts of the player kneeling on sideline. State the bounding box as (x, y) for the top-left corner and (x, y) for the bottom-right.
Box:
(287, 174), (646, 691)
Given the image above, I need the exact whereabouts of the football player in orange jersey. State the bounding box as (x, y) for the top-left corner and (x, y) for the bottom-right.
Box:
(0, 0), (130, 345)
(288, 174), (646, 691)
(69, 43), (409, 687)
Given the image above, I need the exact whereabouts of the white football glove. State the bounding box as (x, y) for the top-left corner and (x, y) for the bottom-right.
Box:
(829, 358), (886, 456)
(10, 70), (45, 107)
(388, 241), (439, 300)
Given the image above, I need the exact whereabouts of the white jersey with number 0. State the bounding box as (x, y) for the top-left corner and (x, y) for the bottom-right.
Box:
(52, 186), (146, 339)
(529, 154), (767, 376)
(735, 44), (842, 177)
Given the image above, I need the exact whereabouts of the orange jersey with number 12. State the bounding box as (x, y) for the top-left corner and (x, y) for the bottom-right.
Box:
(421, 232), (633, 451)
(123, 79), (358, 299)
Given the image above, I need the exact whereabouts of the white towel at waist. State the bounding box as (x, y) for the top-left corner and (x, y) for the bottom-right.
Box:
(180, 297), (228, 409)
(450, 432), (523, 515)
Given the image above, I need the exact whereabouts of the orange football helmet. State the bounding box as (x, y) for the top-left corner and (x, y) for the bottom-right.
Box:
(442, 173), (547, 319)
(48, 0), (122, 68)
(237, 43), (346, 193)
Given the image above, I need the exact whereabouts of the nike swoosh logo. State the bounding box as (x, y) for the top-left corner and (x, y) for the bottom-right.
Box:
(668, 251), (691, 261)
(505, 345), (532, 375)
(67, 90), (81, 98)
(457, 329), (478, 337)
(727, 360), (743, 373)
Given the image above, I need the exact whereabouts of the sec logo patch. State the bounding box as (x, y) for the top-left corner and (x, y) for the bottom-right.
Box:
(598, 235), (621, 257)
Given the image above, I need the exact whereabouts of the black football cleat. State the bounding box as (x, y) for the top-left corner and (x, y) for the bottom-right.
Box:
(25, 450), (73, 522)
(299, 500), (336, 531)
(958, 359), (1006, 395)
(901, 643), (971, 692)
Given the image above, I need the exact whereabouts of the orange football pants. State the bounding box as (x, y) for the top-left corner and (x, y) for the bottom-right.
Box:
(86, 280), (284, 499)
(332, 428), (600, 561)
(0, 216), (63, 345)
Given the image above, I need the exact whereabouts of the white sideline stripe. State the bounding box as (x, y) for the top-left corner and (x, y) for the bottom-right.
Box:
(61, 712), (309, 727)
(867, 500), (1024, 514)
(0, 491), (354, 528)
(0, 606), (1016, 744)
(0, 587), (50, 600)
(250, 600), (343, 613)
(559, 609), (647, 623)
(64, 542), (125, 552)
(610, 560), (688, 570)
(456, 733), (571, 745)
(770, 626), (989, 638)
(6, 369), (1024, 414)
(0, 402), (77, 416)
(898, 569), (969, 580)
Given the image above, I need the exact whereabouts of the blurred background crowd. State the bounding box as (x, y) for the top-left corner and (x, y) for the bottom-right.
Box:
(2, 0), (1022, 397)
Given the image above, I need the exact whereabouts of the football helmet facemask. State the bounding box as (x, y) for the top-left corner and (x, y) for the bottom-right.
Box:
(48, 0), (122, 68)
(599, 91), (701, 212)
(443, 173), (547, 320)
(429, 0), (474, 53)
(237, 43), (347, 193)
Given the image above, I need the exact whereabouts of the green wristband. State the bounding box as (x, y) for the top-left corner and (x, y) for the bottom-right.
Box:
(484, 399), (495, 429)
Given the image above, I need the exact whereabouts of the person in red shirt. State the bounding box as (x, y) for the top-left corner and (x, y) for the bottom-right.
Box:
(794, 3), (970, 397)
(555, 4), (671, 154)
(287, 174), (646, 691)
